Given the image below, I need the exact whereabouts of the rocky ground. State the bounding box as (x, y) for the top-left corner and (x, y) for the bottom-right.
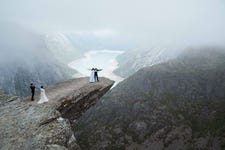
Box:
(0, 77), (114, 150)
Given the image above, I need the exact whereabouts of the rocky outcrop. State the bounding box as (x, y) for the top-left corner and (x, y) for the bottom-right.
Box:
(0, 77), (114, 150)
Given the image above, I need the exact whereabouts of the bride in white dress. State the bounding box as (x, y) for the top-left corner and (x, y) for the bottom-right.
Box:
(38, 86), (49, 104)
(89, 68), (95, 83)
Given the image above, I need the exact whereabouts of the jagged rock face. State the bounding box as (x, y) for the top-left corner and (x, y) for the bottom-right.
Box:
(0, 77), (114, 150)
(76, 48), (225, 149)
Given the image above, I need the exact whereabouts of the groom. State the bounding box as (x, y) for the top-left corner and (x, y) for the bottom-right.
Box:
(94, 68), (102, 82)
(30, 83), (35, 101)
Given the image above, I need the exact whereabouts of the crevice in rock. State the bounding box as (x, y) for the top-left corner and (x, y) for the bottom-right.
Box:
(39, 117), (59, 127)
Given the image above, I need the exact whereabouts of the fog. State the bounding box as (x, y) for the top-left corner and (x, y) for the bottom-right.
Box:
(1, 0), (225, 48)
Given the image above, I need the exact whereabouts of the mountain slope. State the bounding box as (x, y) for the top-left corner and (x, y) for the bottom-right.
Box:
(113, 47), (179, 78)
(44, 33), (80, 64)
(75, 48), (225, 149)
(0, 23), (75, 96)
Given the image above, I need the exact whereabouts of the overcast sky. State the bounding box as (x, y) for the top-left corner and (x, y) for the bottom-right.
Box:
(1, 0), (225, 47)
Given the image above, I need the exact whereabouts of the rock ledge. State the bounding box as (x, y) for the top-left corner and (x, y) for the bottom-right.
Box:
(0, 77), (114, 150)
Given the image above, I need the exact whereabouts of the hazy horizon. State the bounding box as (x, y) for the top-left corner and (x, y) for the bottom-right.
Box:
(1, 0), (225, 49)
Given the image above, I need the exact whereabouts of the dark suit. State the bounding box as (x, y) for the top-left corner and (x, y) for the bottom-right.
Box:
(94, 69), (102, 82)
(30, 85), (35, 100)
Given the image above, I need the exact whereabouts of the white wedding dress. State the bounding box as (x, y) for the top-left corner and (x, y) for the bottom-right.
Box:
(38, 88), (49, 104)
(89, 70), (95, 83)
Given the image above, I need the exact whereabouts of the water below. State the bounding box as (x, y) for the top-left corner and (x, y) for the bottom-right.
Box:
(68, 50), (125, 86)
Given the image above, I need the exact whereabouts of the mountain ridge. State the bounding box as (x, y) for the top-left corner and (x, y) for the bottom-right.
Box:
(0, 23), (76, 96)
(76, 48), (225, 149)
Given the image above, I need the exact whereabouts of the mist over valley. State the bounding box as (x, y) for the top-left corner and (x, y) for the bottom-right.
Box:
(1, 0), (225, 149)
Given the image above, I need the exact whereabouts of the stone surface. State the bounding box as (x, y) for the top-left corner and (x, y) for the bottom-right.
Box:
(0, 77), (114, 150)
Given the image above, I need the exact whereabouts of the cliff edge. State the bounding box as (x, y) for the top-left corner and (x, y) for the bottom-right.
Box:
(0, 77), (114, 150)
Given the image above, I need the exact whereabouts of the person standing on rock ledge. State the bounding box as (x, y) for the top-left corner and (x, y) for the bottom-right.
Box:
(30, 83), (35, 101)
(37, 86), (49, 104)
(89, 68), (95, 83)
(94, 68), (102, 82)
(89, 68), (103, 82)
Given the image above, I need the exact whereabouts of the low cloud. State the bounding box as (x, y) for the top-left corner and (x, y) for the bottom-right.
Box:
(1, 0), (225, 48)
